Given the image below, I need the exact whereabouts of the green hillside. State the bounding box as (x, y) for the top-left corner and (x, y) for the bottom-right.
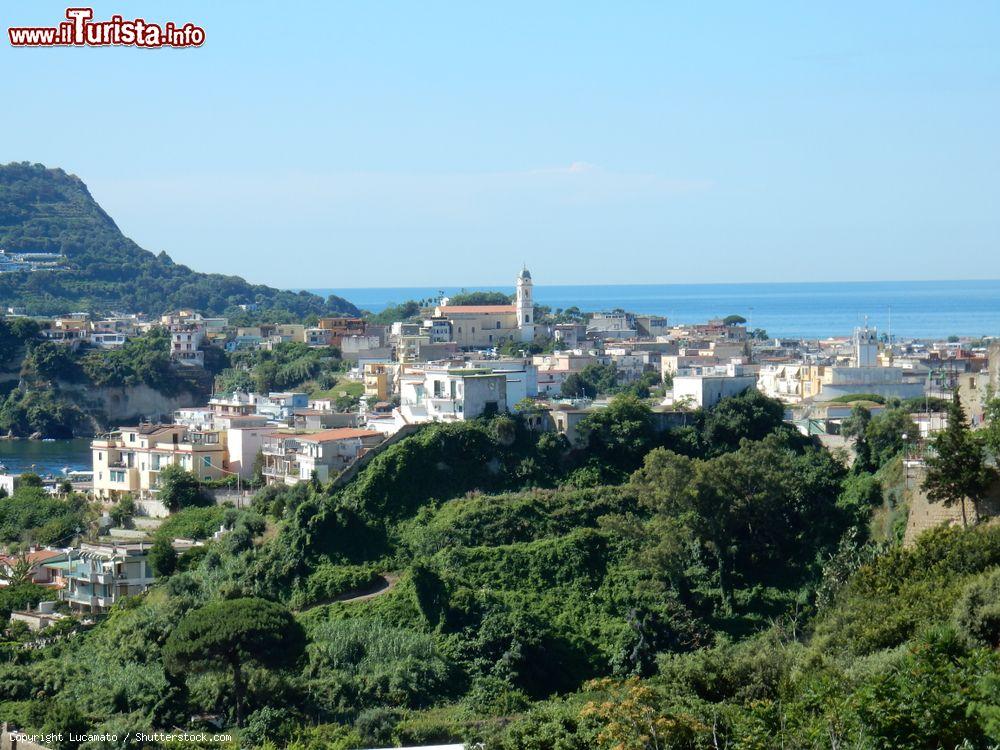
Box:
(0, 162), (357, 317)
(6, 392), (998, 748)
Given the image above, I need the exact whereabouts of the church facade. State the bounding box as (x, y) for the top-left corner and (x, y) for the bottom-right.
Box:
(434, 267), (535, 349)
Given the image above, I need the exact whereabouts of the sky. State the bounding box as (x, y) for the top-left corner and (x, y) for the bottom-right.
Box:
(1, 1), (998, 289)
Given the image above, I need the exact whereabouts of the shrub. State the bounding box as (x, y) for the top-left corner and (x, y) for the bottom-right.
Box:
(953, 568), (1000, 648)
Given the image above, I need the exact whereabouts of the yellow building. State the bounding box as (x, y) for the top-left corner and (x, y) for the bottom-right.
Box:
(363, 362), (396, 400)
(91, 424), (228, 501)
(432, 267), (535, 349)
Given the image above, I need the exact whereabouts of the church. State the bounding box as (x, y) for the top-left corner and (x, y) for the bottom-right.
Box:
(433, 267), (535, 349)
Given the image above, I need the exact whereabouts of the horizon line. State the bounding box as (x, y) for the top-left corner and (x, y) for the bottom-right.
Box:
(299, 277), (1000, 292)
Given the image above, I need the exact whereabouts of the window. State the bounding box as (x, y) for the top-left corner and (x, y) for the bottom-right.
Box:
(202, 455), (212, 468)
(525, 314), (531, 323)
(110, 470), (125, 483)
(496, 321), (501, 329)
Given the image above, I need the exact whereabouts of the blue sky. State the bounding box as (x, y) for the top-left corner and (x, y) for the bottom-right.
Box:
(2, 1), (998, 288)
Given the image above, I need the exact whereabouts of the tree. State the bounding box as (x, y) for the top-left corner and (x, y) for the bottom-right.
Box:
(162, 597), (306, 727)
(922, 391), (992, 527)
(0, 552), (36, 587)
(722, 314), (747, 326)
(865, 407), (917, 468)
(841, 404), (874, 473)
(952, 568), (1000, 648)
(109, 495), (136, 527)
(577, 395), (655, 474)
(148, 537), (178, 577)
(28, 700), (89, 750)
(982, 397), (1000, 463)
(581, 678), (707, 749)
(561, 364), (618, 399)
(157, 465), (210, 512)
(700, 388), (785, 455)
(18, 472), (44, 488)
(448, 291), (513, 306)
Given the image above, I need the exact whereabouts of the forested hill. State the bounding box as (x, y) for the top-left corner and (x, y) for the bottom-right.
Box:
(0, 162), (358, 317)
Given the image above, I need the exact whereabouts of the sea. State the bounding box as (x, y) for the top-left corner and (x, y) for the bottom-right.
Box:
(311, 279), (1000, 341)
(0, 438), (93, 477)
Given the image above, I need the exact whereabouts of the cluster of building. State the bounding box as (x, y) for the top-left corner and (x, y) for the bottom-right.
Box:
(91, 391), (385, 504)
(1, 541), (156, 621)
(6, 266), (1000, 621)
(0, 248), (65, 274)
(78, 268), (1000, 504)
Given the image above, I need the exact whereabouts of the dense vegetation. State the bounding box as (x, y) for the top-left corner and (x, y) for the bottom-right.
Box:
(0, 163), (358, 317)
(0, 477), (91, 546)
(560, 362), (663, 400)
(0, 317), (357, 436)
(0, 325), (210, 437)
(216, 342), (347, 397)
(2, 390), (998, 749)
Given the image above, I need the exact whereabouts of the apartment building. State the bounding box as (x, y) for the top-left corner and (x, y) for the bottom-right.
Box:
(91, 424), (227, 500)
(42, 541), (155, 614)
(398, 364), (509, 423)
(671, 365), (759, 408)
(318, 317), (367, 346)
(363, 362), (397, 401)
(169, 322), (205, 366)
(261, 428), (383, 485)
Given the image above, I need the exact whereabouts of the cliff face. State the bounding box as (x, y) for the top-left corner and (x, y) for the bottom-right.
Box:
(62, 382), (204, 427)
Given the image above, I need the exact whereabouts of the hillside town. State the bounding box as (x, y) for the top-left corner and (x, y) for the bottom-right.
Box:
(1, 267), (999, 624)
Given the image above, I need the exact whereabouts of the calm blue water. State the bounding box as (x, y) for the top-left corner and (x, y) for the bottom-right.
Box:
(312, 280), (1000, 340)
(0, 439), (92, 476)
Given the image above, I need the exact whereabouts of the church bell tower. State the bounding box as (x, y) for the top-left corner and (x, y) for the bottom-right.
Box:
(516, 266), (534, 343)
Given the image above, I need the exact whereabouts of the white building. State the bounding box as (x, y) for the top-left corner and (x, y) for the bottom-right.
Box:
(261, 428), (383, 485)
(398, 364), (509, 424)
(671, 365), (758, 408)
(853, 324), (879, 367)
(170, 322), (205, 367)
(758, 364), (806, 403)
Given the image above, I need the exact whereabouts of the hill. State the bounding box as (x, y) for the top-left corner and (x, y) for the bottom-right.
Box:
(0, 162), (358, 317)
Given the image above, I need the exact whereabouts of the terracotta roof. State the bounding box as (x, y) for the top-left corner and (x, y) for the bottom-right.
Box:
(295, 428), (382, 443)
(0, 549), (64, 567)
(438, 305), (516, 314)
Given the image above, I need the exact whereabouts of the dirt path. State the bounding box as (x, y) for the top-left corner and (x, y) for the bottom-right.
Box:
(302, 573), (399, 610)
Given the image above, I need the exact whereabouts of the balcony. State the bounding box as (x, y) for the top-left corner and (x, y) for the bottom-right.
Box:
(66, 569), (101, 583)
(261, 443), (291, 457)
